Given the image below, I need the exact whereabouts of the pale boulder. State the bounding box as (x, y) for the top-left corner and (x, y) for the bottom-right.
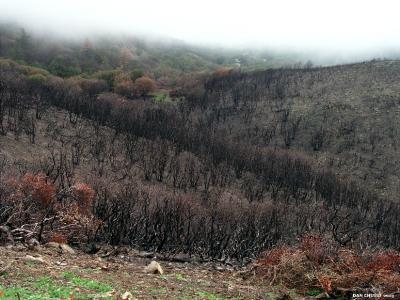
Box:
(143, 261), (164, 274)
(60, 243), (75, 254)
(121, 291), (134, 299)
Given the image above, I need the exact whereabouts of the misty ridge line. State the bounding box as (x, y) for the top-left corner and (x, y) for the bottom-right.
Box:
(1, 19), (400, 70)
(1, 0), (400, 66)
(1, 0), (400, 48)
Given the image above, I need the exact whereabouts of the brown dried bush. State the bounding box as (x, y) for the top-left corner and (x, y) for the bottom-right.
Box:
(49, 232), (68, 244)
(1, 172), (99, 244)
(255, 235), (400, 296)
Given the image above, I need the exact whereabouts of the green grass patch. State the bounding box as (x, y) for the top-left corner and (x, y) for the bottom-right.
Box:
(306, 287), (323, 296)
(0, 272), (116, 299)
(151, 92), (180, 104)
(62, 271), (112, 293)
(159, 274), (168, 280)
(34, 276), (73, 298)
(153, 92), (168, 102)
(196, 291), (229, 300)
(0, 279), (73, 300)
(0, 285), (37, 300)
(175, 273), (187, 282)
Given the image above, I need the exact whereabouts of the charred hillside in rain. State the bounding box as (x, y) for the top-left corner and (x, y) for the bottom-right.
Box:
(1, 58), (400, 261)
(189, 60), (400, 201)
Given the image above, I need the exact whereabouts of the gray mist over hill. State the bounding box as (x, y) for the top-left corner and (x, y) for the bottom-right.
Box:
(1, 0), (400, 63)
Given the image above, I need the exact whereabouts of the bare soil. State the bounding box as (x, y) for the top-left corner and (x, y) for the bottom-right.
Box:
(0, 245), (299, 300)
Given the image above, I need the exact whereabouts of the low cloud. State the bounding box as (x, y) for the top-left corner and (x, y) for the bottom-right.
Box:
(1, 0), (400, 59)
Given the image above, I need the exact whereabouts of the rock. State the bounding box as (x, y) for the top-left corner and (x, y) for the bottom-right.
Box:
(60, 244), (75, 254)
(121, 291), (134, 300)
(100, 265), (110, 271)
(46, 242), (61, 249)
(24, 255), (48, 265)
(45, 242), (75, 254)
(99, 290), (117, 298)
(143, 261), (164, 274)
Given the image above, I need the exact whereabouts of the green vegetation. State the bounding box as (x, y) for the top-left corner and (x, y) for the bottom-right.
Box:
(0, 286), (36, 300)
(152, 91), (176, 104)
(34, 276), (73, 299)
(0, 273), (114, 299)
(0, 23), (305, 88)
(174, 274), (187, 282)
(63, 272), (113, 293)
(306, 288), (324, 296)
(196, 291), (230, 300)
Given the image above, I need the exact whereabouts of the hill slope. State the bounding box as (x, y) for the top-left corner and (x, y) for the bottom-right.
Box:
(1, 56), (400, 298)
(193, 60), (400, 201)
(1, 58), (400, 253)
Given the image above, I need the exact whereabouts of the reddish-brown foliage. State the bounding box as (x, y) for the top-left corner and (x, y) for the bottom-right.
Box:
(114, 79), (135, 98)
(18, 173), (56, 207)
(134, 76), (156, 97)
(49, 232), (68, 244)
(367, 251), (400, 272)
(255, 235), (400, 296)
(299, 234), (329, 265)
(257, 246), (294, 266)
(3, 172), (98, 244)
(318, 276), (333, 293)
(72, 183), (95, 213)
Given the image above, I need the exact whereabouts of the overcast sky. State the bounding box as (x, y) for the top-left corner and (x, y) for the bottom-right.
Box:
(1, 0), (400, 53)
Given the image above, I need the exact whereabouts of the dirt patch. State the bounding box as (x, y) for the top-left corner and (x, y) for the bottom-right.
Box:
(0, 245), (293, 299)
